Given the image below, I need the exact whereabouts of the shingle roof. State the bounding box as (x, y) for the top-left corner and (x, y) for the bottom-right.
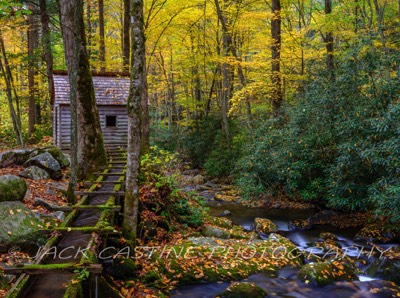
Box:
(54, 74), (130, 105)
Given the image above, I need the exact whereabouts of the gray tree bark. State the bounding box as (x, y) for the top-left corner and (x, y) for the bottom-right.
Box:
(28, 3), (39, 138)
(214, 0), (232, 141)
(60, 0), (107, 189)
(39, 0), (55, 109)
(124, 0), (146, 241)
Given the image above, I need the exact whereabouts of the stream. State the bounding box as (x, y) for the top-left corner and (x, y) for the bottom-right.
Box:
(171, 201), (399, 298)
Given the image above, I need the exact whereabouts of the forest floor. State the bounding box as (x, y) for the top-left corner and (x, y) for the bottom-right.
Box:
(0, 155), (398, 297)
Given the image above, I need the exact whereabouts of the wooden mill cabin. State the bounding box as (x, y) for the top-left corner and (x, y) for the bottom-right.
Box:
(53, 71), (130, 151)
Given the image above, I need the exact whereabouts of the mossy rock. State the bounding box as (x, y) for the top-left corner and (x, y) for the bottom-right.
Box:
(217, 282), (267, 298)
(202, 225), (231, 239)
(254, 218), (278, 234)
(143, 236), (303, 288)
(40, 146), (70, 168)
(0, 175), (27, 202)
(24, 152), (62, 180)
(298, 256), (358, 286)
(314, 239), (343, 254)
(19, 166), (50, 180)
(208, 216), (233, 229)
(0, 149), (36, 168)
(214, 194), (238, 202)
(319, 232), (338, 241)
(0, 201), (44, 252)
(288, 219), (312, 231)
(202, 224), (252, 240)
(366, 258), (400, 283)
(355, 224), (399, 243)
(106, 256), (136, 280)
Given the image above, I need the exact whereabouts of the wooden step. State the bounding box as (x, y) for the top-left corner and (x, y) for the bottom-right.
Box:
(99, 166), (125, 169)
(84, 181), (124, 185)
(75, 191), (125, 196)
(93, 172), (125, 176)
(47, 205), (122, 212)
(42, 226), (119, 234)
(1, 263), (102, 275)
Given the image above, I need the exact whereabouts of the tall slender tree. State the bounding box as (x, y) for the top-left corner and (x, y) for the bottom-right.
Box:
(60, 0), (107, 190)
(28, 2), (39, 137)
(99, 0), (106, 72)
(0, 32), (24, 147)
(271, 0), (282, 117)
(123, 0), (130, 72)
(124, 0), (147, 241)
(214, 0), (231, 140)
(324, 0), (334, 78)
(39, 0), (55, 109)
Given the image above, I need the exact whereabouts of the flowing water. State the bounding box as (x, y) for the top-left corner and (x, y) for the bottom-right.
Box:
(171, 201), (399, 298)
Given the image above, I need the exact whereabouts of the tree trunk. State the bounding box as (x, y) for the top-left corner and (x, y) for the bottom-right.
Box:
(28, 3), (39, 138)
(0, 33), (24, 147)
(325, 0), (335, 78)
(141, 73), (150, 155)
(87, 0), (92, 59)
(99, 0), (106, 72)
(124, 0), (146, 241)
(271, 0), (283, 118)
(39, 0), (55, 109)
(60, 0), (107, 186)
(122, 0), (130, 72)
(214, 0), (232, 141)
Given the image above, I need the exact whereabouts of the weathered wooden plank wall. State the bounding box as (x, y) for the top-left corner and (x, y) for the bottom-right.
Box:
(53, 74), (129, 150)
(58, 105), (127, 150)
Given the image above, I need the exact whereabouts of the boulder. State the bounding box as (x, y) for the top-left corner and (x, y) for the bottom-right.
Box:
(0, 201), (44, 252)
(0, 149), (36, 168)
(202, 225), (231, 239)
(214, 193), (238, 202)
(298, 256), (358, 286)
(220, 210), (231, 216)
(208, 216), (233, 229)
(106, 256), (136, 280)
(288, 219), (312, 231)
(308, 210), (337, 224)
(254, 217), (278, 234)
(51, 211), (66, 221)
(0, 175), (27, 202)
(192, 174), (204, 185)
(41, 147), (70, 169)
(24, 152), (62, 180)
(320, 232), (338, 241)
(33, 197), (63, 211)
(355, 224), (399, 243)
(366, 257), (400, 283)
(201, 224), (251, 240)
(19, 166), (50, 180)
(217, 282), (267, 298)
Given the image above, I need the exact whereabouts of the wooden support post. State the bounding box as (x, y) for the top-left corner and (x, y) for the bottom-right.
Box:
(1, 263), (102, 275)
